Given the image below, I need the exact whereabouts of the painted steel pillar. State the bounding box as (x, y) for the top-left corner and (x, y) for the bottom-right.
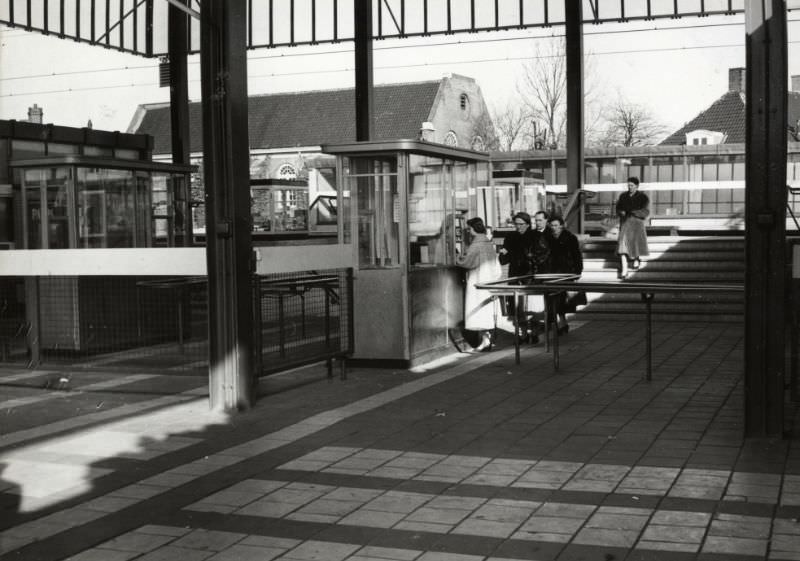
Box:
(354, 0), (374, 141)
(744, 0), (787, 437)
(168, 0), (192, 247)
(565, 1), (584, 234)
(200, 1), (255, 411)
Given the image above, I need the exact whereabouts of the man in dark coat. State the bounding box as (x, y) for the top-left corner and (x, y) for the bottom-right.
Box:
(548, 216), (584, 334)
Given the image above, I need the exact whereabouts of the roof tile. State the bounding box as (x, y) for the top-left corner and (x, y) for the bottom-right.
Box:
(135, 81), (441, 154)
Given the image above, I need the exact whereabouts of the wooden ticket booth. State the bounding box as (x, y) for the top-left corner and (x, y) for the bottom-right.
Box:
(322, 140), (491, 367)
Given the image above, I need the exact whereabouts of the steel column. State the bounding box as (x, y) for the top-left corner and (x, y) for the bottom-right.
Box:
(201, 1), (255, 411)
(354, 0), (374, 141)
(565, 1), (584, 234)
(744, 0), (787, 437)
(168, 0), (192, 247)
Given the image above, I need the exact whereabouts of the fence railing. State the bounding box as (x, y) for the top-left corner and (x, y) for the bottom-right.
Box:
(0, 269), (354, 378)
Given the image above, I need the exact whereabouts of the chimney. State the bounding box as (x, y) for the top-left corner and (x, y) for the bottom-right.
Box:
(728, 67), (746, 93)
(27, 104), (43, 124)
(792, 75), (800, 93)
(419, 122), (436, 142)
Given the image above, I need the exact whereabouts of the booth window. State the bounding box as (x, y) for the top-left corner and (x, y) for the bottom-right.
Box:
(346, 156), (400, 268)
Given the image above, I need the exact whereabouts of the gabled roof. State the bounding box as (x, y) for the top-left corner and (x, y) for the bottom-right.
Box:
(130, 80), (442, 155)
(661, 90), (800, 145)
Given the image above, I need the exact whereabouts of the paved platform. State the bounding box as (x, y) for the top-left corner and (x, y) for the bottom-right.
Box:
(1, 319), (799, 561)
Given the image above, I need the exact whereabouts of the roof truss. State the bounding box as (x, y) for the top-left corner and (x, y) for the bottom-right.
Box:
(0, 0), (748, 58)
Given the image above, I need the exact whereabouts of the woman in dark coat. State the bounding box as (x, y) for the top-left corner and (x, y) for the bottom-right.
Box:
(616, 176), (650, 279)
(548, 216), (583, 334)
(498, 212), (550, 343)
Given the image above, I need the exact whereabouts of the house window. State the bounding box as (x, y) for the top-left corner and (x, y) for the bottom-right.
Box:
(459, 93), (471, 118)
(444, 131), (458, 146)
(277, 163), (297, 179)
(471, 136), (485, 151)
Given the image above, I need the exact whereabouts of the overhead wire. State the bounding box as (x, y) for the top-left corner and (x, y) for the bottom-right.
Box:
(4, 16), (800, 83)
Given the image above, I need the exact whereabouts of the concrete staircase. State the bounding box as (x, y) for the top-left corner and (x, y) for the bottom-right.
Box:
(574, 236), (745, 322)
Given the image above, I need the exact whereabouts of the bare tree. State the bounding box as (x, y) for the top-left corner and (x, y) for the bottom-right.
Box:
(489, 102), (535, 152)
(601, 95), (667, 147)
(516, 37), (605, 149)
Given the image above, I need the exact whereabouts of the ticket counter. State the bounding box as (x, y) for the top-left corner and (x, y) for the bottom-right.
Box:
(322, 140), (490, 366)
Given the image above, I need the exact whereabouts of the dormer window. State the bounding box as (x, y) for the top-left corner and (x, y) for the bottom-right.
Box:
(444, 131), (458, 146)
(686, 129), (725, 146)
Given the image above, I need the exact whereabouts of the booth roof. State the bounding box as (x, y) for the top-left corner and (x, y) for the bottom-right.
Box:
(131, 80), (442, 156)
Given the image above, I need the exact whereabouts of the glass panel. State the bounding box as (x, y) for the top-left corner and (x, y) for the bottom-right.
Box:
(493, 184), (516, 229)
(12, 140), (45, 159)
(151, 173), (173, 245)
(47, 143), (80, 156)
(702, 163), (717, 181)
(46, 173), (70, 249)
(717, 163), (733, 181)
(555, 162), (567, 185)
(76, 167), (140, 247)
(585, 162), (599, 184)
(23, 171), (44, 249)
(409, 154), (445, 267)
(673, 162), (686, 181)
(23, 167), (72, 249)
(732, 162), (745, 180)
(599, 160), (617, 184)
(251, 187), (274, 232)
(352, 157), (400, 268)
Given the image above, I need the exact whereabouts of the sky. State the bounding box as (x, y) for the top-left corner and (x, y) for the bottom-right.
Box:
(0, 11), (799, 138)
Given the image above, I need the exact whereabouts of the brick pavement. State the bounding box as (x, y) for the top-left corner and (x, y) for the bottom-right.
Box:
(1, 319), (799, 560)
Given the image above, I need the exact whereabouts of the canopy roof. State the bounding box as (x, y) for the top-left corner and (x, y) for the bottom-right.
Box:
(0, 0), (747, 58)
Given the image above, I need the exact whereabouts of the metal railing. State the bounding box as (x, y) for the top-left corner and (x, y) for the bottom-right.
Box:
(477, 275), (744, 380)
(0, 270), (354, 380)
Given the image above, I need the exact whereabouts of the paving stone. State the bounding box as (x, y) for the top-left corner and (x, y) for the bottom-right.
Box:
(573, 527), (639, 547)
(701, 535), (767, 557)
(280, 540), (360, 561)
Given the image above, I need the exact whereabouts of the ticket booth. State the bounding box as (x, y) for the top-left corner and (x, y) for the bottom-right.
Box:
(322, 140), (491, 366)
(10, 156), (193, 353)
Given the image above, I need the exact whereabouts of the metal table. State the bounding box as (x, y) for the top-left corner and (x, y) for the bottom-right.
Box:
(477, 276), (744, 380)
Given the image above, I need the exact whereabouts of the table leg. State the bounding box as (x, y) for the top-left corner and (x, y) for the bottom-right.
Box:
(278, 293), (286, 358)
(553, 293), (560, 371)
(514, 294), (521, 365)
(544, 295), (550, 352)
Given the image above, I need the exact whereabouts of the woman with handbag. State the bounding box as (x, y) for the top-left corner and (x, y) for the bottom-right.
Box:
(616, 177), (650, 279)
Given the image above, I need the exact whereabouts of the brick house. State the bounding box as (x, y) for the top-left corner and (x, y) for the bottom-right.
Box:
(128, 74), (494, 232)
(660, 67), (800, 146)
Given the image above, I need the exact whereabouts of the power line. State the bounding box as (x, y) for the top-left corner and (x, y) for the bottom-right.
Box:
(0, 38), (775, 99)
(5, 17), (798, 83)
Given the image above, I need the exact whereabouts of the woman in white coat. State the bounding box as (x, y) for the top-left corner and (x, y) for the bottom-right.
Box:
(457, 217), (501, 352)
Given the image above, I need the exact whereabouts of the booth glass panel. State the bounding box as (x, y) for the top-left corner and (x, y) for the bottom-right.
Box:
(76, 167), (142, 247)
(408, 154), (447, 267)
(348, 156), (400, 268)
(22, 167), (72, 249)
(151, 173), (173, 245)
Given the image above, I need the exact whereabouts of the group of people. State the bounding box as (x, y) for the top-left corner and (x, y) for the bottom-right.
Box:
(456, 210), (584, 352)
(455, 176), (650, 353)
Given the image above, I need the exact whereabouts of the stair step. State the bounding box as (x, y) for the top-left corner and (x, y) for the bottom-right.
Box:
(582, 261), (744, 272)
(570, 311), (743, 323)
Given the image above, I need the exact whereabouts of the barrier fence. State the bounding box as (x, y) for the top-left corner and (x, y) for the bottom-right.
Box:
(0, 269), (353, 378)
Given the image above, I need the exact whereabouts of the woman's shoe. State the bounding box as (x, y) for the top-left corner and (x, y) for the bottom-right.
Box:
(475, 333), (492, 352)
(631, 259), (641, 270)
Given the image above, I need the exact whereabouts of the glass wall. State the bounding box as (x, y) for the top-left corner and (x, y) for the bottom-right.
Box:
(344, 156), (400, 268)
(18, 164), (186, 249)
